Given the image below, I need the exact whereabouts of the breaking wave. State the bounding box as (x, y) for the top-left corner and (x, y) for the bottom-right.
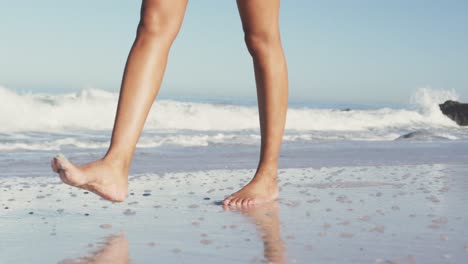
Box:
(0, 86), (460, 132)
(0, 86), (466, 150)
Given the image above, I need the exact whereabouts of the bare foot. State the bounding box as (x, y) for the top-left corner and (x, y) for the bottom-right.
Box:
(51, 154), (129, 202)
(223, 167), (279, 206)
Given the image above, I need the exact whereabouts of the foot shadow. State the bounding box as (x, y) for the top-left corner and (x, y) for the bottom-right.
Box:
(213, 200), (224, 206)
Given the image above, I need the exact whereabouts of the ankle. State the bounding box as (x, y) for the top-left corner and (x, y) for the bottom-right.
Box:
(102, 154), (131, 172)
(257, 160), (278, 172)
(255, 164), (278, 181)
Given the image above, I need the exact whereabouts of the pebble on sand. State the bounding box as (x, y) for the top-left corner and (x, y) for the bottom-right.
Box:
(369, 226), (385, 233)
(432, 217), (448, 225)
(340, 233), (354, 238)
(99, 224), (112, 229)
(200, 239), (213, 245)
(359, 215), (371, 221)
(123, 209), (136, 216)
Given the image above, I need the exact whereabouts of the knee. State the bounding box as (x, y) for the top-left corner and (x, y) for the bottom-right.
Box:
(244, 30), (281, 59)
(136, 8), (181, 43)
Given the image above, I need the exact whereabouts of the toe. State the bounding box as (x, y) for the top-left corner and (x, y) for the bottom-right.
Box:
(58, 170), (72, 185)
(228, 197), (239, 206)
(234, 198), (243, 207)
(222, 204), (231, 211)
(54, 154), (70, 171)
(223, 196), (234, 206)
(241, 198), (250, 207)
(51, 159), (59, 173)
(54, 158), (64, 171)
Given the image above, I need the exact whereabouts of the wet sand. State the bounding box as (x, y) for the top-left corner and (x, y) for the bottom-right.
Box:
(1, 163), (468, 263)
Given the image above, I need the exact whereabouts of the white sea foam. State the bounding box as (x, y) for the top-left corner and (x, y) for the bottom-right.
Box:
(0, 86), (466, 150)
(0, 86), (460, 133)
(410, 87), (460, 125)
(0, 134), (250, 151)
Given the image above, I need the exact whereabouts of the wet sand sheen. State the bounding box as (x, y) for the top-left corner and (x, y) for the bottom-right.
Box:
(1, 164), (468, 263)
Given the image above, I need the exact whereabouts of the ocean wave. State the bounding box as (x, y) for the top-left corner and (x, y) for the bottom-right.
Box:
(0, 86), (460, 133)
(1, 129), (464, 151)
(0, 134), (242, 151)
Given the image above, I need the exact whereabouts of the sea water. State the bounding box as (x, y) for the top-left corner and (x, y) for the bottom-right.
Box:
(0, 86), (467, 176)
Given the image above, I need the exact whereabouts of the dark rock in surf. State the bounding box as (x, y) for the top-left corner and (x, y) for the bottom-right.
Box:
(396, 131), (449, 141)
(439, 100), (468, 126)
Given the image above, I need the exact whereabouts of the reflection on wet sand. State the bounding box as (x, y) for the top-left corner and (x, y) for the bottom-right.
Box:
(58, 234), (131, 264)
(58, 203), (285, 263)
(224, 202), (286, 264)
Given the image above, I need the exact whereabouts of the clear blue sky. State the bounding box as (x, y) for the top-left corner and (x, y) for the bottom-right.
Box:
(1, 0), (467, 105)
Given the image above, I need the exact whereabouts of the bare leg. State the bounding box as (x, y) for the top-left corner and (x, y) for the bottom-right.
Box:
(224, 0), (288, 206)
(51, 0), (188, 202)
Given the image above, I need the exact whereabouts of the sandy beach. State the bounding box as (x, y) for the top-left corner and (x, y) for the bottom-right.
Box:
(1, 87), (468, 263)
(1, 140), (468, 263)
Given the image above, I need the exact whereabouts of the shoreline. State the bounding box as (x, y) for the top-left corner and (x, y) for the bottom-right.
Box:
(1, 140), (468, 178)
